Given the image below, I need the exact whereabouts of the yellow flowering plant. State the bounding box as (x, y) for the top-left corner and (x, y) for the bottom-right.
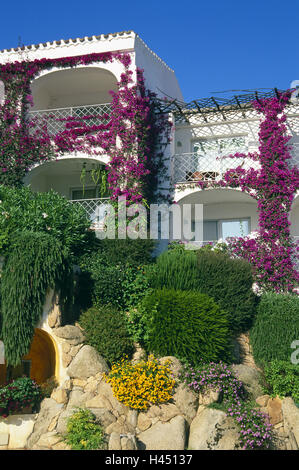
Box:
(104, 355), (175, 410)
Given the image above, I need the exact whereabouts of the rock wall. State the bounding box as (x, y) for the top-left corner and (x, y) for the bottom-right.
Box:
(23, 344), (299, 451)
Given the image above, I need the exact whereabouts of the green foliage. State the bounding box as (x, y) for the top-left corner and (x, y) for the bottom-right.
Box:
(0, 231), (72, 366)
(195, 251), (258, 333)
(148, 249), (199, 291)
(90, 238), (155, 267)
(149, 249), (258, 334)
(250, 292), (299, 365)
(0, 185), (93, 258)
(140, 288), (231, 365)
(65, 408), (106, 450)
(262, 360), (299, 403)
(0, 377), (42, 417)
(79, 305), (135, 366)
(78, 246), (152, 310)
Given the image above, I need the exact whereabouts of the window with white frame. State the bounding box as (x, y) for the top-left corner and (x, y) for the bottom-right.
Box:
(191, 218), (250, 242)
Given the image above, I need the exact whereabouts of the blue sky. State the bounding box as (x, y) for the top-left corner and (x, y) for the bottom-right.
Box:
(1, 0), (298, 102)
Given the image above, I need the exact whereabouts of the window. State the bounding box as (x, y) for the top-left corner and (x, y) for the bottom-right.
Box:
(191, 218), (250, 242)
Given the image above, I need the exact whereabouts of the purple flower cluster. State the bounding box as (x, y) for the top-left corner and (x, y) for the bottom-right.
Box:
(192, 92), (298, 293)
(180, 361), (273, 450)
(0, 52), (171, 205)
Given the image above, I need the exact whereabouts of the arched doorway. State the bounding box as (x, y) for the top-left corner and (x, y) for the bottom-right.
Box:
(0, 328), (56, 386)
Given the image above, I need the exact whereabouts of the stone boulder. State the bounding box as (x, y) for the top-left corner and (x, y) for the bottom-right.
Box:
(54, 325), (85, 345)
(172, 383), (198, 424)
(231, 364), (263, 399)
(67, 345), (109, 379)
(27, 398), (64, 448)
(188, 408), (240, 450)
(282, 397), (299, 449)
(138, 415), (187, 450)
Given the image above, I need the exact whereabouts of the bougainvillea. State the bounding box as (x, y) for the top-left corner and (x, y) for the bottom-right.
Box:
(192, 92), (299, 293)
(0, 52), (171, 205)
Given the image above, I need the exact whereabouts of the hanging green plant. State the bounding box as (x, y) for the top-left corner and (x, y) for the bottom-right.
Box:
(0, 231), (71, 366)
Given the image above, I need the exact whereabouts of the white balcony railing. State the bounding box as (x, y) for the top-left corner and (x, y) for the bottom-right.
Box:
(172, 150), (261, 184)
(70, 197), (111, 230)
(28, 103), (112, 136)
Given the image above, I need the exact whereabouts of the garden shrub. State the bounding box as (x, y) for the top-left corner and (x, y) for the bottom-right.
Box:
(196, 251), (258, 333)
(0, 185), (92, 258)
(148, 249), (258, 334)
(79, 305), (135, 366)
(250, 292), (299, 365)
(104, 355), (175, 410)
(65, 408), (105, 450)
(140, 288), (232, 365)
(78, 249), (151, 310)
(0, 377), (42, 418)
(88, 237), (155, 267)
(147, 249), (199, 291)
(262, 360), (299, 403)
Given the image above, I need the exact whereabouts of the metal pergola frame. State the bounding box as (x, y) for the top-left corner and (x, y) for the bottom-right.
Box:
(153, 88), (295, 123)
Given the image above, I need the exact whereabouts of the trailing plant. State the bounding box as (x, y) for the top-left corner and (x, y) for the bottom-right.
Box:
(79, 305), (135, 366)
(0, 231), (72, 366)
(139, 288), (232, 365)
(180, 361), (273, 449)
(250, 292), (299, 365)
(65, 408), (106, 450)
(0, 376), (42, 418)
(104, 355), (175, 410)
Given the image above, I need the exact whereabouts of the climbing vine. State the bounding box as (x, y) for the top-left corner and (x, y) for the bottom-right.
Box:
(189, 92), (299, 293)
(0, 52), (171, 205)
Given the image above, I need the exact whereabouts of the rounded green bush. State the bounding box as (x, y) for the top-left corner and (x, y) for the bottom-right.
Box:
(148, 249), (258, 334)
(250, 292), (299, 365)
(141, 288), (232, 365)
(79, 305), (135, 366)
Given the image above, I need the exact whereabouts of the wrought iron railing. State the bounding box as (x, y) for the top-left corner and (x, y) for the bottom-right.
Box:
(70, 197), (111, 229)
(28, 103), (112, 136)
(172, 150), (260, 184)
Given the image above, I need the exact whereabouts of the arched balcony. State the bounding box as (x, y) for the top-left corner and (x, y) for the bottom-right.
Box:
(29, 67), (118, 136)
(175, 188), (259, 244)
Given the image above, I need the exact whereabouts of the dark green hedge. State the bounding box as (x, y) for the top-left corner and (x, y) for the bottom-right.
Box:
(79, 305), (135, 366)
(148, 249), (258, 334)
(250, 292), (299, 365)
(140, 288), (232, 365)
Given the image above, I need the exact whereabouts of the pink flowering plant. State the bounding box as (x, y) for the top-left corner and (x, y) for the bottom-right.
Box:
(180, 361), (273, 450)
(190, 92), (299, 293)
(0, 52), (171, 208)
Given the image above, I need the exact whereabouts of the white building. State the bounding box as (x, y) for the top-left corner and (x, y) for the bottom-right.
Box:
(0, 30), (298, 244)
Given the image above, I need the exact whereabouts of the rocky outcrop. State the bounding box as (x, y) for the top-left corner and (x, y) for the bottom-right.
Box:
(21, 348), (299, 451)
(188, 408), (240, 450)
(232, 364), (264, 399)
(67, 345), (109, 379)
